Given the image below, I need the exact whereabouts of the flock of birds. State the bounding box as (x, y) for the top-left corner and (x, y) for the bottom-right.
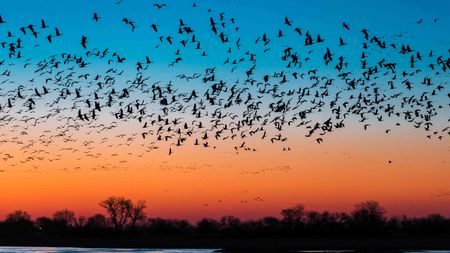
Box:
(0, 1), (449, 172)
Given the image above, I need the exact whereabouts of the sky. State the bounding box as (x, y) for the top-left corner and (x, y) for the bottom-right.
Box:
(0, 0), (449, 221)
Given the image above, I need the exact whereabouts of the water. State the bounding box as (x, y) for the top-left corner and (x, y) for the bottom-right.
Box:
(0, 248), (217, 253)
(295, 251), (450, 253)
(1, 249), (450, 253)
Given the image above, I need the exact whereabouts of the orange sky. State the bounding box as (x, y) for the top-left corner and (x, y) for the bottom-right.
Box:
(1, 125), (449, 221)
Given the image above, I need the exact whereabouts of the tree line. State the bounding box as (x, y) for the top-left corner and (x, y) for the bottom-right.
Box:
(1, 197), (449, 239)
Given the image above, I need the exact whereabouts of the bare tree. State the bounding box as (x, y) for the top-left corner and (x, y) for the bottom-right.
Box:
(281, 204), (306, 229)
(129, 200), (147, 229)
(351, 200), (386, 229)
(53, 209), (77, 227)
(86, 213), (109, 229)
(99, 196), (132, 232)
(5, 210), (32, 223)
(4, 210), (35, 235)
(281, 204), (305, 222)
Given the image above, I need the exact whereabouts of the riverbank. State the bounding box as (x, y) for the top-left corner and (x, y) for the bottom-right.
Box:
(2, 237), (450, 252)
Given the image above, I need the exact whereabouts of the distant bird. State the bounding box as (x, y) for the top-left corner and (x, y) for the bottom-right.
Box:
(284, 16), (292, 26)
(122, 18), (136, 31)
(151, 24), (158, 32)
(0, 1), (446, 163)
(41, 19), (48, 29)
(81, 35), (88, 48)
(153, 3), (167, 9)
(55, 27), (62, 36)
(342, 22), (350, 30)
(361, 29), (369, 40)
(93, 12), (100, 22)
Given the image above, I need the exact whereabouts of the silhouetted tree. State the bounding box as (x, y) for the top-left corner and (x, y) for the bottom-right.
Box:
(2, 199), (450, 239)
(48, 209), (77, 236)
(1, 210), (35, 236)
(281, 204), (306, 231)
(304, 210), (321, 234)
(420, 213), (449, 236)
(196, 218), (220, 236)
(99, 196), (132, 233)
(86, 213), (109, 229)
(258, 216), (281, 235)
(147, 218), (193, 235)
(83, 213), (110, 237)
(219, 215), (242, 235)
(53, 209), (77, 227)
(5, 210), (32, 222)
(240, 217), (281, 236)
(351, 200), (386, 234)
(36, 216), (57, 237)
(129, 200), (147, 230)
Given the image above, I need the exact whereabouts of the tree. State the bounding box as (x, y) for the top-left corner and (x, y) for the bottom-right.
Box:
(219, 215), (242, 235)
(196, 218), (220, 235)
(260, 216), (280, 231)
(147, 218), (193, 235)
(53, 209), (77, 227)
(129, 200), (147, 229)
(281, 204), (305, 222)
(77, 215), (87, 228)
(5, 210), (31, 222)
(305, 210), (321, 226)
(281, 204), (306, 230)
(351, 200), (386, 232)
(84, 213), (109, 237)
(2, 210), (35, 236)
(99, 196), (132, 232)
(86, 213), (109, 229)
(36, 216), (56, 236)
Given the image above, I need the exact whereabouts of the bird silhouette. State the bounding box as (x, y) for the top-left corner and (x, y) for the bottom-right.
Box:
(0, 1), (446, 173)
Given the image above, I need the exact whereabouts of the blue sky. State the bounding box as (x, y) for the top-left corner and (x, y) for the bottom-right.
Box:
(1, 0), (448, 127)
(1, 0), (449, 62)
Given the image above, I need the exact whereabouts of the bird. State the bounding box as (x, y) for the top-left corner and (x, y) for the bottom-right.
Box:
(93, 12), (100, 22)
(0, 0), (446, 167)
(342, 22), (350, 30)
(55, 27), (62, 36)
(153, 3), (167, 9)
(81, 35), (88, 48)
(150, 24), (158, 32)
(284, 17), (292, 26)
(41, 19), (48, 29)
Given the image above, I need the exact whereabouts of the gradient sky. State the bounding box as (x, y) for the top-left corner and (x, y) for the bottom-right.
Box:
(0, 0), (449, 221)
